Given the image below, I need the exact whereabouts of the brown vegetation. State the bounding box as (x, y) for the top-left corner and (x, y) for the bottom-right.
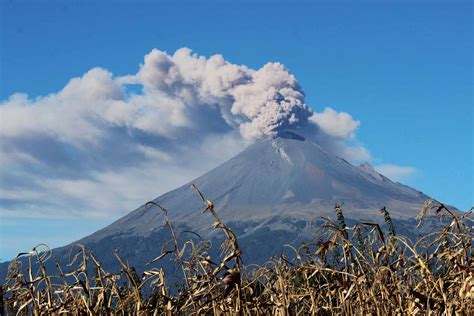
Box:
(2, 188), (473, 315)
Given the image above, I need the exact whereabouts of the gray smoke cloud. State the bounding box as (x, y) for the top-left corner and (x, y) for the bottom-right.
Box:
(118, 48), (313, 140)
(0, 48), (368, 220)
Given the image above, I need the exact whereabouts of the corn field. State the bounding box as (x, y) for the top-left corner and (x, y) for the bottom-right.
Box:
(2, 186), (473, 315)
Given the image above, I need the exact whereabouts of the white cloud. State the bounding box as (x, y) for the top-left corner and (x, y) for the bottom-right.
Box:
(375, 164), (417, 182)
(310, 107), (360, 139)
(340, 145), (372, 162)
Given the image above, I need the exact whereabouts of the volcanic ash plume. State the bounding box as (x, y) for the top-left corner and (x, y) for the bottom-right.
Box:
(126, 48), (314, 140)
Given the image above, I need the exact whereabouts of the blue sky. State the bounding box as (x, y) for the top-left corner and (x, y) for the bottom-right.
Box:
(0, 0), (472, 260)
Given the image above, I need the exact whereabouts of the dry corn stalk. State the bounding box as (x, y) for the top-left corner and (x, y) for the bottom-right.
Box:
(2, 195), (473, 315)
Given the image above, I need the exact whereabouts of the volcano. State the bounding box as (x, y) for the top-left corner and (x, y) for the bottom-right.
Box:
(1, 133), (437, 276)
(85, 132), (430, 243)
(61, 132), (435, 266)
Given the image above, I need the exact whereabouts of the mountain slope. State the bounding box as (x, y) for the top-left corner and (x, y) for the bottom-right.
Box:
(1, 133), (437, 281)
(83, 132), (429, 244)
